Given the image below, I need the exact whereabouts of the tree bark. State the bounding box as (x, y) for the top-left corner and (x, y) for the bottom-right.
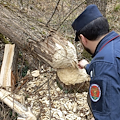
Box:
(86, 0), (107, 17)
(0, 4), (77, 69)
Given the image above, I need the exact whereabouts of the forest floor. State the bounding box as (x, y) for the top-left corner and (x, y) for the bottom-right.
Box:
(0, 0), (120, 120)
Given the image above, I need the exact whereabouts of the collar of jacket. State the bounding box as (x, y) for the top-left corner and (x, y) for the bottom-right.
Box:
(92, 31), (119, 57)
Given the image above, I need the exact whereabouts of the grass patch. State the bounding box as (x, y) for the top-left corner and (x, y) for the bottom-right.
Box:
(114, 3), (120, 12)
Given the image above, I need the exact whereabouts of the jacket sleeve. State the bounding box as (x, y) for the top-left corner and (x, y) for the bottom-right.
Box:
(88, 61), (120, 120)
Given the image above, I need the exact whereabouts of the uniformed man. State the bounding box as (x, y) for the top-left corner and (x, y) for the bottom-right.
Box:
(72, 4), (120, 120)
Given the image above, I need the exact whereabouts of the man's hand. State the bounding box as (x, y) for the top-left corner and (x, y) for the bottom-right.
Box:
(91, 118), (95, 120)
(78, 59), (89, 69)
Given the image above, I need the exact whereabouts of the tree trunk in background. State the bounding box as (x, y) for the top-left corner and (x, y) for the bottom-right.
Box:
(86, 0), (107, 17)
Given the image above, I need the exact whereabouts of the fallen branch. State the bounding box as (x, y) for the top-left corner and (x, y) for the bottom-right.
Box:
(0, 89), (37, 120)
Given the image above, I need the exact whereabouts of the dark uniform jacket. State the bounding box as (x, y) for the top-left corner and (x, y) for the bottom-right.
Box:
(86, 31), (120, 120)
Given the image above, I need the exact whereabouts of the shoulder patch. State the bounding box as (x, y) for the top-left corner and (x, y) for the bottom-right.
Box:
(90, 84), (101, 102)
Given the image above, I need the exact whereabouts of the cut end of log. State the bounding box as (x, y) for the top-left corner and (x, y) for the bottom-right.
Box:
(57, 67), (90, 85)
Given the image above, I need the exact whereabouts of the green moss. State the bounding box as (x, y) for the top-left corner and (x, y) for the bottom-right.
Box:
(37, 19), (43, 23)
(114, 3), (120, 12)
(42, 31), (46, 35)
(31, 27), (35, 30)
(0, 33), (10, 44)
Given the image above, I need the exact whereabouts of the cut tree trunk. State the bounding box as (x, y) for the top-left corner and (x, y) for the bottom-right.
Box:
(0, 3), (89, 86)
(0, 4), (76, 69)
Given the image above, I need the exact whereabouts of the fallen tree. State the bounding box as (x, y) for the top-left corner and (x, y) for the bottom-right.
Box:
(0, 3), (89, 86)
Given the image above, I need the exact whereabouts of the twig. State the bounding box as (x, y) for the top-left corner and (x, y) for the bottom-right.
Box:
(46, 0), (61, 26)
(33, 79), (49, 93)
(33, 74), (53, 93)
(19, 52), (25, 79)
(15, 75), (32, 92)
(56, 0), (86, 31)
(16, 76), (32, 91)
(48, 78), (52, 120)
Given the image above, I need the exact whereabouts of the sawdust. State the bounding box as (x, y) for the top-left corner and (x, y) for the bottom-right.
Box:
(17, 69), (93, 120)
